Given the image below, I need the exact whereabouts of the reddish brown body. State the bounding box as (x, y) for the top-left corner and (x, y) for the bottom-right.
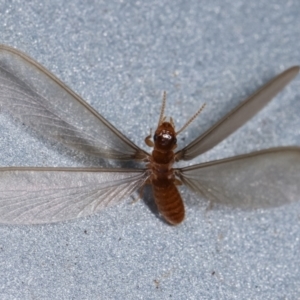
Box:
(147, 121), (185, 225)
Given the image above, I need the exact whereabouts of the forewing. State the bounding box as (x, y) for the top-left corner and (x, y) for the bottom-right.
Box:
(176, 147), (300, 208)
(0, 45), (148, 160)
(0, 167), (149, 224)
(176, 66), (300, 160)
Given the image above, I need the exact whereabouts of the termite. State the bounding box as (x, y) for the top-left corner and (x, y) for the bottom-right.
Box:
(0, 44), (299, 225)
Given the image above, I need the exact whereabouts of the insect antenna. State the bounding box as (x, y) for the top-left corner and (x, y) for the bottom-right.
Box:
(158, 91), (167, 126)
(176, 103), (206, 135)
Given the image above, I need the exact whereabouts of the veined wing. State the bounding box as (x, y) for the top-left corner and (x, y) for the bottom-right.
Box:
(176, 66), (300, 161)
(0, 167), (149, 224)
(0, 45), (148, 160)
(176, 147), (300, 208)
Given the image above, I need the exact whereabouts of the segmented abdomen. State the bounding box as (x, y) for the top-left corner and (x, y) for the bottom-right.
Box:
(152, 181), (185, 225)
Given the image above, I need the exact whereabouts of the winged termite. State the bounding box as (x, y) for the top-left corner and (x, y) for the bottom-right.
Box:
(0, 44), (299, 225)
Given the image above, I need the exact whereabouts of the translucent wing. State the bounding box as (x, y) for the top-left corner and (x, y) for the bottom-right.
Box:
(176, 147), (300, 208)
(0, 45), (148, 160)
(176, 66), (300, 160)
(0, 167), (149, 224)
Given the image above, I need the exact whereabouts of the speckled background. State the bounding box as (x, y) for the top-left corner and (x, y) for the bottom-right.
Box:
(0, 1), (300, 299)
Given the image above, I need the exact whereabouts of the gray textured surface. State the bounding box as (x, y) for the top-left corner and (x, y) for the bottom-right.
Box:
(0, 1), (300, 299)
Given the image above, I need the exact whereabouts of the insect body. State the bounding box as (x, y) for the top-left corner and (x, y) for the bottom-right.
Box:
(149, 119), (184, 225)
(146, 94), (206, 225)
(0, 44), (300, 225)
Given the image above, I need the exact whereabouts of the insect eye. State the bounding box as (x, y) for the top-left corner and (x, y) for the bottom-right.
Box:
(153, 134), (158, 141)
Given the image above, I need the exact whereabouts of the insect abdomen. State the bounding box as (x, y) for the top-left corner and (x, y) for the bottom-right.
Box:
(152, 181), (185, 225)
